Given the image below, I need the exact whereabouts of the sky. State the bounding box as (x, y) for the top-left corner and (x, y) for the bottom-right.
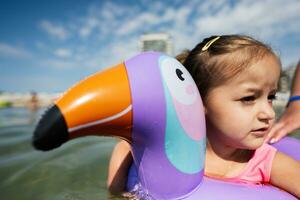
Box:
(0, 0), (299, 93)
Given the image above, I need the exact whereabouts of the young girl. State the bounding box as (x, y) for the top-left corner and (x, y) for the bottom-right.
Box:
(107, 35), (300, 198)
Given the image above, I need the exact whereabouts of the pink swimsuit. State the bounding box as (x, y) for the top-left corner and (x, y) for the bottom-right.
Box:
(205, 143), (277, 184)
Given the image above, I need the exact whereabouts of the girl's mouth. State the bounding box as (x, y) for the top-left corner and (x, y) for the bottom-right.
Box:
(251, 127), (269, 137)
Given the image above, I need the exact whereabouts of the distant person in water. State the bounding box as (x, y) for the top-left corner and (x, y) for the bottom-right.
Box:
(266, 61), (300, 143)
(28, 91), (39, 111)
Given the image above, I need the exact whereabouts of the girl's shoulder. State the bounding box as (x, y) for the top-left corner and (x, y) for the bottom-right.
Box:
(205, 144), (277, 184)
(236, 143), (277, 183)
(250, 143), (277, 171)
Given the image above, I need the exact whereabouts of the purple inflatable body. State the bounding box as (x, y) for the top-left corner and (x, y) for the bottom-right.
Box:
(123, 52), (299, 200)
(33, 52), (299, 200)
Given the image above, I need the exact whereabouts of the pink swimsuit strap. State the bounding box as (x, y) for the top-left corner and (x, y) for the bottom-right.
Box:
(205, 143), (277, 184)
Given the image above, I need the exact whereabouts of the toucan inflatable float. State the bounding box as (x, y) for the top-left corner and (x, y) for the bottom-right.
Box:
(33, 52), (300, 200)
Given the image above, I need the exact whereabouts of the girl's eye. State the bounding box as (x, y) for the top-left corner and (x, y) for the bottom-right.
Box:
(268, 94), (277, 101)
(241, 96), (256, 104)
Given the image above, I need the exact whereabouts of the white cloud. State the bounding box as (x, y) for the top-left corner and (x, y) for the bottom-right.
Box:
(75, 1), (133, 39)
(0, 43), (32, 59)
(194, 0), (300, 39)
(38, 0), (300, 71)
(35, 41), (46, 50)
(40, 20), (69, 40)
(117, 12), (162, 36)
(105, 37), (139, 65)
(79, 17), (98, 38)
(278, 45), (300, 68)
(42, 59), (78, 69)
(54, 48), (72, 58)
(41, 35), (139, 72)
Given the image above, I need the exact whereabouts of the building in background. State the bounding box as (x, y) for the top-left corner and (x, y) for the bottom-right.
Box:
(278, 64), (297, 93)
(139, 33), (173, 56)
(279, 71), (290, 93)
(275, 64), (297, 107)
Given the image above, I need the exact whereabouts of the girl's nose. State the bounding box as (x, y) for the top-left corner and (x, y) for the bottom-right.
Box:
(257, 101), (275, 122)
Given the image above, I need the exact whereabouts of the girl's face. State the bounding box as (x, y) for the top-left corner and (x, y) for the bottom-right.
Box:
(205, 55), (281, 150)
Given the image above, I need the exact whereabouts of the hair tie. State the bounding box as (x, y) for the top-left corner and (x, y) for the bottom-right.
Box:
(202, 36), (220, 51)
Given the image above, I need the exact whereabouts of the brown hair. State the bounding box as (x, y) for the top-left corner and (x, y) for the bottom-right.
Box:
(176, 35), (280, 102)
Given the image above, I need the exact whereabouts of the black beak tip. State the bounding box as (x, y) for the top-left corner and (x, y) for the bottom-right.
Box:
(32, 105), (69, 151)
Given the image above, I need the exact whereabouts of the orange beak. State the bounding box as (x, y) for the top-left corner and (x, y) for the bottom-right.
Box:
(33, 63), (132, 151)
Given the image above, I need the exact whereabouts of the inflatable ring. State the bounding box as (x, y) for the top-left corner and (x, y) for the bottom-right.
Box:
(33, 52), (299, 199)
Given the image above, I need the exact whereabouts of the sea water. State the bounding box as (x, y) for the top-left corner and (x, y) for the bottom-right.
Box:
(0, 108), (123, 200)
